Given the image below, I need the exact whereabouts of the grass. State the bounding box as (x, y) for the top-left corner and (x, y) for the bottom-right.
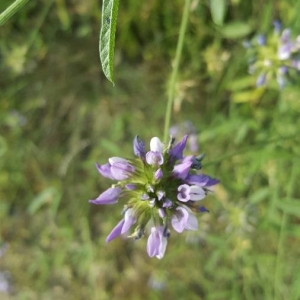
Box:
(0, 0), (300, 299)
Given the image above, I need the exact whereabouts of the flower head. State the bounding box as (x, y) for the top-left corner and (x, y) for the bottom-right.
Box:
(244, 21), (300, 89)
(89, 135), (219, 259)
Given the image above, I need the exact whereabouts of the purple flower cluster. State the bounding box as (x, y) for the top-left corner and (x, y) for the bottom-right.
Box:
(89, 135), (218, 259)
(245, 21), (300, 89)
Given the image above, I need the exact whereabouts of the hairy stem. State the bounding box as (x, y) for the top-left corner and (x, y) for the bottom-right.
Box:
(0, 0), (30, 26)
(163, 0), (192, 143)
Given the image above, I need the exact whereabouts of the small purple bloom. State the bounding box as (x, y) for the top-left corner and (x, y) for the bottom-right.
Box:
(122, 208), (136, 232)
(150, 137), (164, 153)
(109, 157), (135, 180)
(171, 207), (198, 233)
(278, 29), (293, 60)
(185, 174), (219, 187)
(169, 135), (188, 161)
(189, 185), (206, 201)
(89, 187), (122, 205)
(96, 162), (115, 180)
(106, 219), (125, 242)
(157, 190), (165, 200)
(188, 134), (199, 153)
(177, 184), (191, 202)
(256, 73), (266, 87)
(96, 157), (135, 181)
(177, 184), (206, 202)
(273, 20), (281, 33)
(133, 135), (146, 159)
(146, 151), (164, 166)
(257, 34), (266, 46)
(173, 160), (193, 179)
(162, 198), (173, 208)
(125, 184), (136, 190)
(158, 208), (166, 218)
(147, 226), (168, 259)
(106, 208), (136, 242)
(199, 206), (209, 212)
(154, 168), (163, 180)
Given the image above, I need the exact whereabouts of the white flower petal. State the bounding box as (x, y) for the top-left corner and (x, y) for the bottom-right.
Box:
(150, 137), (164, 153)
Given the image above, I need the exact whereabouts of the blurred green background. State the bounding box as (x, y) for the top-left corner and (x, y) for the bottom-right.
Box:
(1, 0), (300, 299)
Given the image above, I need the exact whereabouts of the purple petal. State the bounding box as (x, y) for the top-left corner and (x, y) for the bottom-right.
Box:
(147, 226), (167, 259)
(185, 174), (219, 187)
(171, 207), (189, 233)
(133, 135), (146, 158)
(110, 161), (135, 180)
(185, 213), (198, 230)
(256, 73), (266, 87)
(173, 160), (192, 179)
(169, 135), (188, 161)
(163, 198), (172, 208)
(106, 219), (125, 242)
(177, 184), (191, 202)
(256, 34), (266, 46)
(89, 187), (122, 205)
(147, 228), (160, 257)
(150, 137), (164, 153)
(157, 190), (165, 201)
(125, 184), (136, 190)
(121, 208), (136, 233)
(188, 134), (199, 153)
(273, 20), (281, 33)
(199, 206), (209, 212)
(146, 151), (164, 166)
(95, 162), (114, 180)
(189, 185), (206, 201)
(154, 168), (163, 180)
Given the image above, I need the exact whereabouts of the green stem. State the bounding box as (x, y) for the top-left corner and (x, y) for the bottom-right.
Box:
(273, 164), (298, 300)
(0, 0), (30, 26)
(163, 0), (191, 143)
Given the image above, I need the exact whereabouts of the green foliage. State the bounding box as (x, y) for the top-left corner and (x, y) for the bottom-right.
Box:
(0, 0), (300, 299)
(99, 0), (119, 84)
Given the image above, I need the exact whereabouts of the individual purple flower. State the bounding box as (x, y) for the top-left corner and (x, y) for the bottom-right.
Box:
(169, 135), (188, 161)
(256, 73), (266, 87)
(154, 168), (163, 180)
(273, 20), (281, 34)
(133, 135), (146, 159)
(89, 135), (218, 259)
(96, 157), (135, 181)
(171, 207), (198, 233)
(147, 226), (168, 259)
(106, 208), (136, 242)
(177, 184), (206, 202)
(146, 137), (164, 166)
(108, 157), (135, 180)
(89, 187), (122, 205)
(172, 159), (193, 179)
(256, 34), (266, 46)
(185, 174), (220, 187)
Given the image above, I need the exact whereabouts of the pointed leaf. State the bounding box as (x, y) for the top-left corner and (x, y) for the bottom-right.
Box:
(99, 0), (119, 85)
(210, 0), (227, 26)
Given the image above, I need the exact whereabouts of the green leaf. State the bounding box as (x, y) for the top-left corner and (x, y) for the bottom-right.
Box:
(99, 0), (119, 85)
(210, 0), (227, 26)
(220, 21), (252, 39)
(276, 198), (300, 217)
(27, 187), (61, 216)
